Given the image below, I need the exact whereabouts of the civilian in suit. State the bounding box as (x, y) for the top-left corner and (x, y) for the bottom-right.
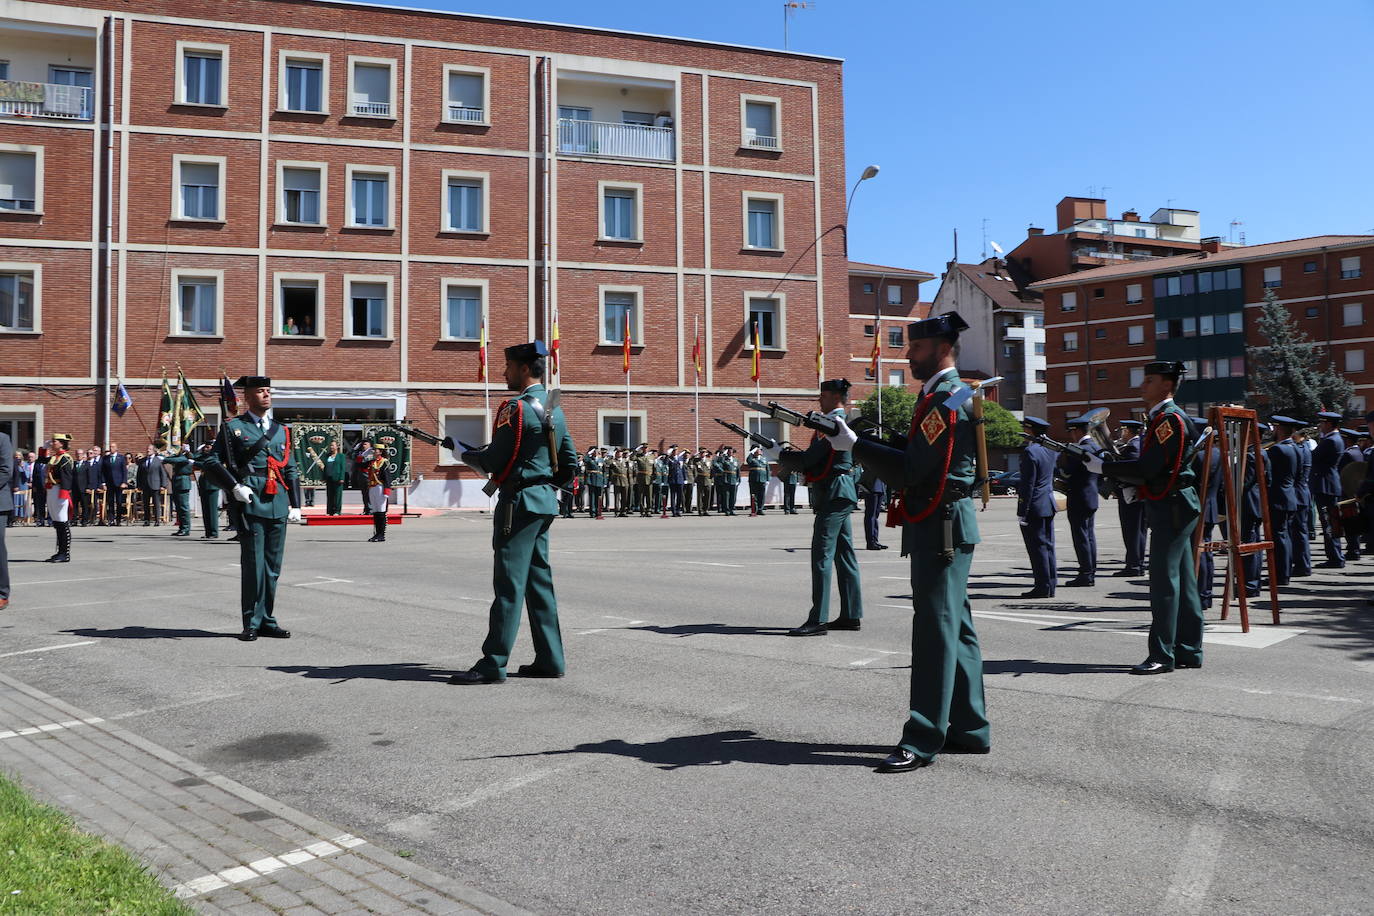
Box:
(71, 450), (90, 526)
(1266, 417), (1302, 587)
(135, 444), (168, 525)
(863, 475), (887, 550)
(1291, 428), (1314, 577)
(1191, 417), (1223, 609)
(102, 442), (127, 525)
(0, 431), (12, 609)
(1337, 427), (1364, 560)
(1017, 417), (1059, 598)
(667, 448), (687, 517)
(1242, 425), (1272, 597)
(84, 446), (103, 524)
(1113, 420), (1147, 576)
(1058, 417), (1101, 587)
(1310, 412), (1346, 568)
(32, 448), (49, 526)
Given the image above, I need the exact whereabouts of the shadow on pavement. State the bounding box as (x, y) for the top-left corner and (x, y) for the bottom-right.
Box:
(984, 658), (1135, 676)
(64, 626), (234, 639)
(482, 729), (889, 770)
(265, 662), (454, 684)
(628, 623), (794, 638)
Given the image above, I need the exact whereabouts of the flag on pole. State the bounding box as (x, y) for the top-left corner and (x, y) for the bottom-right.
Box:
(869, 332), (881, 383)
(169, 372), (184, 447)
(156, 371), (174, 444)
(750, 321), (761, 383)
(622, 317), (632, 374)
(477, 321), (488, 382)
(111, 382), (132, 417)
(816, 328), (824, 380)
(177, 369), (206, 440)
(692, 325), (702, 379)
(219, 372), (238, 418)
(550, 316), (561, 375)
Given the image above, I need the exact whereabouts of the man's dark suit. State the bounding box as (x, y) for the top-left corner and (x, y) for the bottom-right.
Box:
(102, 452), (127, 524)
(136, 454), (167, 525)
(0, 432), (12, 604)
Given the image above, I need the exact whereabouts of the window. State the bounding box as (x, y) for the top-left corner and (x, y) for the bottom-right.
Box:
(1064, 372), (1080, 393)
(0, 148), (40, 213)
(888, 369), (904, 387)
(1342, 256), (1362, 279)
(275, 274), (323, 337)
(1344, 303), (1363, 327)
(1034, 369), (1046, 383)
(1153, 277), (1167, 299)
(345, 277), (390, 338)
(601, 287), (641, 345)
(0, 266), (37, 333)
(1225, 267), (1241, 289)
(1304, 261), (1318, 273)
(438, 410), (489, 465)
(1306, 306), (1319, 318)
(1127, 325), (1144, 345)
(173, 156), (225, 221)
(444, 66), (488, 124)
(1200, 314), (1214, 336)
(621, 110), (654, 126)
(1033, 314), (1044, 328)
(741, 96), (780, 150)
(443, 280), (485, 341)
(347, 166), (393, 228)
(1228, 311), (1243, 333)
(1198, 272), (1213, 293)
(746, 295), (782, 349)
(280, 55), (326, 112)
(862, 282), (873, 294)
(1167, 276), (1181, 297)
(1263, 266), (1282, 289)
(600, 413), (644, 449)
(1126, 283), (1142, 304)
(1093, 288), (1105, 299)
(863, 323), (875, 337)
(1134, 228), (1148, 238)
(175, 274), (220, 336)
(178, 43), (227, 106)
(885, 284), (902, 306)
(1034, 342), (1045, 355)
(1063, 331), (1078, 352)
(887, 327), (903, 348)
(1095, 368), (1107, 380)
(348, 58), (394, 117)
(746, 416), (784, 445)
(443, 171), (487, 233)
(1155, 319), (1169, 339)
(744, 194), (782, 249)
(278, 163), (324, 225)
(1130, 367), (1144, 387)
(1182, 360), (1198, 378)
(1181, 274), (1195, 296)
(0, 62), (7, 81)
(599, 182), (641, 242)
(1094, 328), (1106, 339)
(1352, 396), (1368, 414)
(1342, 347), (1362, 372)
(1002, 345), (1013, 358)
(864, 367), (876, 380)
(1060, 291), (1077, 312)
(1182, 316), (1197, 338)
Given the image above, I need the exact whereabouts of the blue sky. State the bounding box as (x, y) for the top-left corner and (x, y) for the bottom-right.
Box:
(370, 0), (1374, 282)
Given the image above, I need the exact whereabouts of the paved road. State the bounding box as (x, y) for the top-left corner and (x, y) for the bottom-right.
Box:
(2, 503), (1372, 915)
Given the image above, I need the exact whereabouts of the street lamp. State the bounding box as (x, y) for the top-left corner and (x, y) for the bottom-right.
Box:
(846, 164), (881, 217)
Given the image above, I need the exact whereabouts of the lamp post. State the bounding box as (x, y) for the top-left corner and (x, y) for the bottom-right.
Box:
(846, 165), (881, 423)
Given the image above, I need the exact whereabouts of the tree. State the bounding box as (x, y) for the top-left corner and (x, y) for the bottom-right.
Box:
(856, 386), (1022, 447)
(982, 400), (1025, 449)
(1246, 289), (1354, 418)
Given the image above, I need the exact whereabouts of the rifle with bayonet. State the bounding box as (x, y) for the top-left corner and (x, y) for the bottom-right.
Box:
(713, 418), (782, 451)
(736, 398), (843, 436)
(388, 419), (500, 495)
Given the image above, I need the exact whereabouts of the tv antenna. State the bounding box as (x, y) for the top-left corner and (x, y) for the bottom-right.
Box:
(783, 1), (817, 49)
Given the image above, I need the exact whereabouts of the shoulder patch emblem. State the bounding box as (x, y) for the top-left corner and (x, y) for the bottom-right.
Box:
(1155, 419), (1174, 445)
(920, 409), (947, 445)
(496, 402), (515, 429)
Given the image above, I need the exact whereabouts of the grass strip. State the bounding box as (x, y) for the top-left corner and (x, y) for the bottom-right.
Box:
(0, 771), (194, 914)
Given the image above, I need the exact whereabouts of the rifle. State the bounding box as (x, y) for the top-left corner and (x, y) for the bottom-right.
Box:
(736, 399), (842, 436)
(389, 420), (475, 452)
(713, 418), (780, 451)
(1021, 431), (1097, 463)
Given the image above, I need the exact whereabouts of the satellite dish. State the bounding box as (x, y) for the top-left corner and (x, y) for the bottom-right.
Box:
(990, 241), (1004, 255)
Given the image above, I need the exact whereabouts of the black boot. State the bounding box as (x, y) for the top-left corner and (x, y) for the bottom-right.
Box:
(368, 512), (386, 542)
(48, 523), (71, 563)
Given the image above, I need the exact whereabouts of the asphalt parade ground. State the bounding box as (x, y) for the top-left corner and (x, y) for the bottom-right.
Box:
(2, 500), (1372, 915)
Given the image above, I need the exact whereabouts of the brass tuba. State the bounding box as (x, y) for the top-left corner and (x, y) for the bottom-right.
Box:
(1079, 406), (1124, 460)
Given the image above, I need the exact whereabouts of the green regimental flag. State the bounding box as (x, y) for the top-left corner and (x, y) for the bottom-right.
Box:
(292, 423), (342, 488)
(362, 423), (411, 487)
(178, 369), (206, 440)
(156, 371), (174, 444)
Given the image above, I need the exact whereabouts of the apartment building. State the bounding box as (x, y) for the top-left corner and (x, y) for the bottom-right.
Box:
(1031, 235), (1374, 429)
(0, 0), (848, 505)
(844, 260), (934, 399)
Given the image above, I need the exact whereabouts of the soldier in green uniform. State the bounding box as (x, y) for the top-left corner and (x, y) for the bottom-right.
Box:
(322, 439), (347, 515)
(694, 447), (714, 515)
(585, 447), (606, 519)
(635, 447), (655, 517)
(1084, 360), (1203, 674)
(746, 446), (770, 515)
(193, 443), (222, 539)
(449, 341), (577, 685)
(782, 465), (802, 514)
(610, 450), (630, 517)
(845, 312), (989, 772)
(771, 379), (863, 636)
(722, 448), (741, 515)
(200, 376), (304, 641)
(162, 445), (196, 537)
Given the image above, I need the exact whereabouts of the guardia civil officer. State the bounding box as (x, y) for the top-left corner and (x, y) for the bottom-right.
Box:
(449, 341), (577, 685)
(1059, 416), (1101, 587)
(1265, 417), (1302, 587)
(1192, 416), (1223, 610)
(200, 377), (304, 641)
(1337, 427), (1363, 560)
(163, 445), (195, 537)
(585, 447), (606, 519)
(769, 378), (863, 636)
(1113, 419), (1147, 576)
(1310, 411), (1346, 568)
(1084, 361), (1203, 674)
(695, 448), (713, 516)
(322, 439), (347, 515)
(1016, 417), (1058, 598)
(721, 448), (741, 514)
(1291, 427), (1314, 577)
(44, 434), (76, 563)
(782, 463), (802, 515)
(745, 446), (769, 515)
(193, 443), (222, 539)
(836, 312), (988, 771)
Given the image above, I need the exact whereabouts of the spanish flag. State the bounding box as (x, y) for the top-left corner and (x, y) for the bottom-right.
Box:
(622, 318), (632, 374)
(816, 328), (824, 380)
(869, 331), (881, 382)
(750, 320), (761, 382)
(692, 325), (702, 379)
(477, 321), (487, 382)
(550, 317), (561, 375)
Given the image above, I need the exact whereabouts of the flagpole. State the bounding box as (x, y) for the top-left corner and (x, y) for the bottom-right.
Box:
(693, 315), (700, 453)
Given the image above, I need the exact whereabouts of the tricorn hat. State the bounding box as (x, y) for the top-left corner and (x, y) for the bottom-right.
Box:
(907, 311), (969, 342)
(234, 375), (272, 390)
(504, 340), (548, 362)
(819, 378), (852, 395)
(1142, 360), (1186, 381)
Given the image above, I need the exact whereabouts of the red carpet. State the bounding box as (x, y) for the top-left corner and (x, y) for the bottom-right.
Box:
(304, 514), (404, 526)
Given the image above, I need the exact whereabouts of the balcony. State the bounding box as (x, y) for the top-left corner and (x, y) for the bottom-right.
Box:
(446, 104), (484, 123)
(743, 131), (780, 151)
(0, 79), (92, 121)
(557, 118), (674, 162)
(350, 99), (391, 118)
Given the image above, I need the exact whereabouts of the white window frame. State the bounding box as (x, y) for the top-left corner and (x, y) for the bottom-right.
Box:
(0, 262), (41, 334)
(1061, 291), (1077, 312)
(739, 94), (782, 151)
(1130, 367), (1145, 388)
(275, 160), (327, 227)
(169, 268), (224, 338)
(1347, 349), (1366, 373)
(272, 271), (326, 339)
(347, 55), (397, 119)
(1064, 371), (1080, 393)
(1127, 324), (1144, 345)
(1341, 256), (1362, 279)
(887, 368), (904, 388)
(1344, 303), (1364, 327)
(1263, 265), (1282, 288)
(277, 50), (330, 114)
(345, 163), (395, 229)
(343, 274), (394, 340)
(175, 40), (229, 107)
(442, 64), (491, 126)
(596, 408), (648, 450)
(886, 284), (902, 306)
(598, 180), (643, 243)
(440, 169), (489, 234)
(743, 290), (787, 351)
(171, 154), (226, 222)
(742, 190), (785, 251)
(1126, 282), (1143, 304)
(440, 277), (488, 342)
(437, 407), (490, 465)
(0, 143), (43, 215)
(1063, 331), (1079, 352)
(599, 284), (643, 346)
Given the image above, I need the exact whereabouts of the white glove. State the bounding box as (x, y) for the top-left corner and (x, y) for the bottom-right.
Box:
(762, 444), (784, 462)
(825, 417), (858, 451)
(232, 484), (253, 504)
(1083, 455), (1104, 475)
(287, 507), (303, 524)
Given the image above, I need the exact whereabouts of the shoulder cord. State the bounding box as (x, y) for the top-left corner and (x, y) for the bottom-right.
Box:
(888, 392), (957, 526)
(263, 427), (291, 495)
(1139, 413), (1187, 502)
(802, 431), (837, 485)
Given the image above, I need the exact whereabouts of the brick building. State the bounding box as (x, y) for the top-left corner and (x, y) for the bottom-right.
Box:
(1030, 235), (1374, 430)
(0, 0), (849, 505)
(844, 260), (933, 400)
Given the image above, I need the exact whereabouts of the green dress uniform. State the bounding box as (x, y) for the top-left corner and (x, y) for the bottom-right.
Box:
(163, 453), (195, 536)
(853, 314), (989, 772)
(778, 402), (863, 631)
(585, 453), (606, 518)
(193, 450), (221, 538)
(203, 388), (303, 639)
(723, 453), (741, 514)
(1098, 370), (1203, 674)
(694, 453), (714, 516)
(746, 452), (770, 514)
(455, 361), (577, 683)
(323, 452), (347, 515)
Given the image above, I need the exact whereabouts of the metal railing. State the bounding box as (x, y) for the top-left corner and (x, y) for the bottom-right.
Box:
(743, 133), (780, 150)
(0, 80), (92, 120)
(351, 100), (391, 117)
(447, 105), (485, 123)
(557, 118), (674, 162)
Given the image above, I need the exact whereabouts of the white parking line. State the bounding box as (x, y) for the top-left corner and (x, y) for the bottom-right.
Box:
(0, 716), (104, 740)
(682, 561), (744, 568)
(0, 641), (97, 659)
(171, 833), (365, 899)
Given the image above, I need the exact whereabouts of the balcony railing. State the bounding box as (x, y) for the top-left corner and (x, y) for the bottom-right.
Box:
(350, 100), (391, 117)
(557, 118), (674, 162)
(447, 104), (485, 123)
(743, 132), (780, 150)
(1073, 248), (1165, 263)
(0, 80), (92, 120)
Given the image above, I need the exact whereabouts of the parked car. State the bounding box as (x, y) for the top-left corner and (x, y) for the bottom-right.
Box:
(989, 470), (1020, 496)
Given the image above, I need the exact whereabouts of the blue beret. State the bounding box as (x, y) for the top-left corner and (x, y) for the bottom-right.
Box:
(1269, 415), (1303, 426)
(1021, 416), (1049, 430)
(1316, 411), (1343, 422)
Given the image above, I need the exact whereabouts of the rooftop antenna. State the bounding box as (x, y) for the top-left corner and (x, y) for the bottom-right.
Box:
(1229, 219), (1243, 245)
(981, 218), (989, 260)
(782, 1), (817, 50)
